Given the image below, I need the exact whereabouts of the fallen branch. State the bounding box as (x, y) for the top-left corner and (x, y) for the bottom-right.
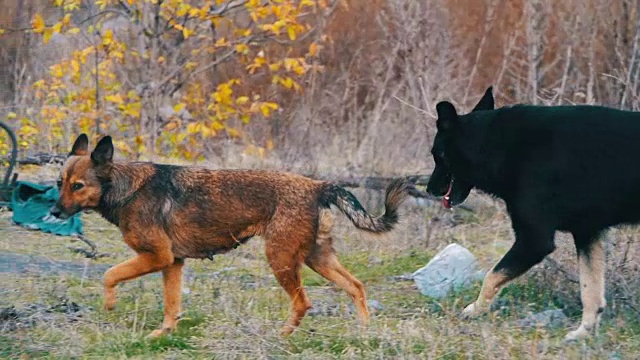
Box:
(68, 235), (110, 259)
(16, 153), (66, 166)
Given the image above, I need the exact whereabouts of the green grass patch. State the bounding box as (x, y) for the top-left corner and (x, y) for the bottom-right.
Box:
(302, 250), (432, 286)
(0, 335), (50, 359)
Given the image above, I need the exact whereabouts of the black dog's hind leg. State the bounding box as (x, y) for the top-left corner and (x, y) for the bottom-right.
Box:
(462, 219), (556, 317)
(565, 232), (606, 341)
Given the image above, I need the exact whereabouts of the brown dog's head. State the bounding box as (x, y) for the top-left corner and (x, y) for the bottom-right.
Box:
(50, 134), (114, 219)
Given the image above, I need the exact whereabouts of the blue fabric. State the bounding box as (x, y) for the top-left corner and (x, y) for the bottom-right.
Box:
(11, 181), (83, 236)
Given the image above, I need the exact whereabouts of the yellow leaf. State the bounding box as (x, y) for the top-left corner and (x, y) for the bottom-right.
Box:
(282, 77), (294, 89)
(176, 4), (190, 17)
(266, 139), (274, 150)
(236, 96), (249, 105)
(62, 14), (71, 26)
(269, 63), (281, 72)
(189, 8), (201, 18)
(102, 29), (113, 46)
(164, 121), (179, 131)
(201, 125), (214, 137)
(173, 103), (186, 112)
(211, 120), (224, 130)
(68, 27), (81, 34)
(7, 112), (17, 119)
(32, 14), (45, 33)
(70, 59), (80, 73)
(235, 43), (249, 55)
(186, 122), (201, 134)
(157, 56), (165, 64)
(214, 38), (228, 47)
(52, 22), (63, 33)
(0, 28), (5, 36)
(226, 128), (240, 138)
(309, 42), (318, 57)
(287, 26), (296, 41)
(105, 94), (124, 104)
(96, 0), (109, 10)
(260, 102), (278, 117)
(182, 27), (192, 39)
(42, 29), (54, 44)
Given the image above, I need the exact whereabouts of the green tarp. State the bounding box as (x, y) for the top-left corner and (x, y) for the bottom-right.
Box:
(11, 181), (83, 236)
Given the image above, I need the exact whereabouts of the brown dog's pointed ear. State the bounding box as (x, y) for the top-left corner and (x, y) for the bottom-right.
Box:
(70, 134), (89, 156)
(90, 135), (114, 165)
(472, 86), (494, 112)
(436, 101), (459, 131)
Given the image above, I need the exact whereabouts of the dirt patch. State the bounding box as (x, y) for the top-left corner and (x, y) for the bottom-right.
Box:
(0, 251), (111, 279)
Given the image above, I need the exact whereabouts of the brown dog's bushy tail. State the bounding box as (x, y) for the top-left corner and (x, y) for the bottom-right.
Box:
(319, 178), (413, 233)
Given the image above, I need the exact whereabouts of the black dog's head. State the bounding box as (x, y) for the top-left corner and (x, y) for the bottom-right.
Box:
(427, 87), (494, 208)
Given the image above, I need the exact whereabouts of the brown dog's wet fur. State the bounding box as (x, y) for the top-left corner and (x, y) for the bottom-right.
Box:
(52, 134), (414, 337)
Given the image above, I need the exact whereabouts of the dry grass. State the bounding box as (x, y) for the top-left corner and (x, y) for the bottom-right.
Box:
(1, 174), (639, 359)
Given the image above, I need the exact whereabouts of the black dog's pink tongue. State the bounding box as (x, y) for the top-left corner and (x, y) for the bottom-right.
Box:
(442, 182), (453, 209)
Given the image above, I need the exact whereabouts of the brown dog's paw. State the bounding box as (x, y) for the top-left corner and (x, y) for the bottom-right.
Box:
(280, 325), (296, 337)
(147, 328), (173, 338)
(103, 293), (116, 311)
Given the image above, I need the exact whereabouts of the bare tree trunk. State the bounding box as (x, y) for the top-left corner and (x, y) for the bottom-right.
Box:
(621, 9), (640, 108)
(526, 0), (548, 104)
(463, 0), (497, 105)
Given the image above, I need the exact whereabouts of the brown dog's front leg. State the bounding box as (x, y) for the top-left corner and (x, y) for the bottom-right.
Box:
(148, 258), (185, 338)
(103, 250), (174, 311)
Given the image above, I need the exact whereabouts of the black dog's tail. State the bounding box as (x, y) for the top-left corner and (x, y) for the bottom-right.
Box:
(318, 178), (413, 233)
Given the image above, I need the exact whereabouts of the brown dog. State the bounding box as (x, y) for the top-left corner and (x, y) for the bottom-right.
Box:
(50, 134), (413, 337)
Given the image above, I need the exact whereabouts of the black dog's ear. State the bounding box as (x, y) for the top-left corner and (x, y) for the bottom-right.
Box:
(436, 101), (459, 131)
(471, 86), (494, 112)
(91, 135), (114, 165)
(70, 134), (89, 156)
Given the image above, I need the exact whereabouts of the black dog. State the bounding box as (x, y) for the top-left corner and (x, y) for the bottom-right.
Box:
(427, 87), (640, 341)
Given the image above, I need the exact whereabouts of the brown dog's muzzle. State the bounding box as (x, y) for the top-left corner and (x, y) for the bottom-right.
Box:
(49, 202), (75, 220)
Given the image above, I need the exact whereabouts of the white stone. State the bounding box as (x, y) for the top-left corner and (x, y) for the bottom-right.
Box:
(412, 243), (479, 298)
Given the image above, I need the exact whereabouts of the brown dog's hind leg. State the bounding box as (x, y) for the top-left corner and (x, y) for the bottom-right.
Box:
(305, 210), (370, 325)
(265, 238), (311, 336)
(306, 251), (370, 325)
(148, 258), (185, 338)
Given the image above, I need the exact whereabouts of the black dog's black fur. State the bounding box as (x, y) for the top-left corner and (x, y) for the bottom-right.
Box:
(427, 87), (640, 340)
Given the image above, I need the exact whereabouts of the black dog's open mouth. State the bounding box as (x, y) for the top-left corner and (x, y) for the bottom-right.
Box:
(442, 181), (453, 209)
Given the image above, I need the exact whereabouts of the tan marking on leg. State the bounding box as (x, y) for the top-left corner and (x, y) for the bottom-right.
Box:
(565, 239), (606, 341)
(462, 270), (509, 317)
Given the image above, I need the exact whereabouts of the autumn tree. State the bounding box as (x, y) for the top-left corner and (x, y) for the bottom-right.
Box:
(1, 0), (331, 160)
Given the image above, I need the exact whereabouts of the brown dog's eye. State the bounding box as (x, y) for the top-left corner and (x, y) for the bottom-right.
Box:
(56, 180), (62, 189)
(71, 183), (84, 191)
